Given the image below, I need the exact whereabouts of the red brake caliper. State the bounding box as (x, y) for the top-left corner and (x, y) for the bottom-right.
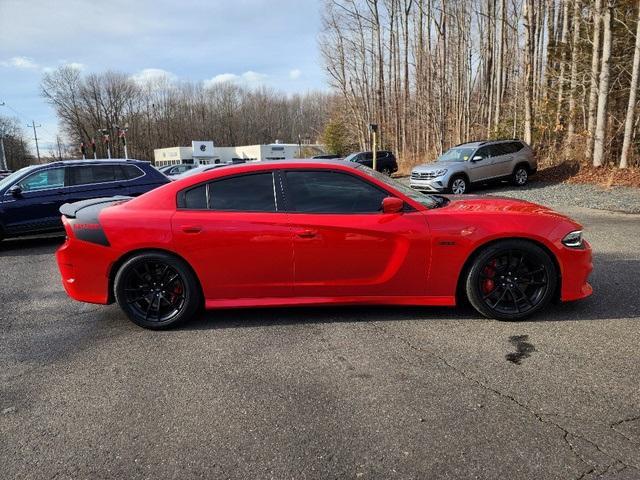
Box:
(482, 259), (497, 294)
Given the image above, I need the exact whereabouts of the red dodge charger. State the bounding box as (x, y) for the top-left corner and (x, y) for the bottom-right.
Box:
(56, 160), (592, 329)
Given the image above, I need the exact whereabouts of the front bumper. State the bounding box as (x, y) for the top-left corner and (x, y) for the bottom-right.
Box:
(409, 177), (447, 192)
(559, 240), (593, 302)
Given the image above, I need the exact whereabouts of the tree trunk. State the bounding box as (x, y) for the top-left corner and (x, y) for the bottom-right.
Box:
(586, 0), (602, 161)
(556, 0), (571, 130)
(567, 0), (581, 142)
(523, 0), (535, 145)
(620, 0), (640, 168)
(593, 1), (612, 168)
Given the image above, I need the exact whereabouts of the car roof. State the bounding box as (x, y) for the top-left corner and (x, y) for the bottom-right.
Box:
(36, 159), (149, 167)
(455, 139), (523, 148)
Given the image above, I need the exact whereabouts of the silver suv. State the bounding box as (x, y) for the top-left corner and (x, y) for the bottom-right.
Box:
(410, 139), (536, 194)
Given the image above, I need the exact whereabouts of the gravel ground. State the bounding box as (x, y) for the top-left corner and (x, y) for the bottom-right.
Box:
(398, 177), (640, 214)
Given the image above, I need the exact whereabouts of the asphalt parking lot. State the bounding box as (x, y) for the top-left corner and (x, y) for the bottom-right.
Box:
(1, 201), (639, 479)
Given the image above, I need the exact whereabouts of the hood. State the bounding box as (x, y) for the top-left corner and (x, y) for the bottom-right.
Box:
(439, 194), (572, 220)
(413, 161), (461, 172)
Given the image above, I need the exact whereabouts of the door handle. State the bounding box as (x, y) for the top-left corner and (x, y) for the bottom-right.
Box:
(181, 225), (202, 234)
(296, 229), (317, 238)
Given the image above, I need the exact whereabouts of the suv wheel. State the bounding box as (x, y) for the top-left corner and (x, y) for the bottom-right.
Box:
(449, 175), (468, 194)
(512, 165), (529, 186)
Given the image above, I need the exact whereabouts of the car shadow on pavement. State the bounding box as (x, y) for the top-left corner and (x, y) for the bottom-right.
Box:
(0, 235), (64, 256)
(184, 253), (640, 330)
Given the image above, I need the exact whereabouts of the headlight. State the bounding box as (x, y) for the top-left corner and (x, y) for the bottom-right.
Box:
(433, 169), (448, 176)
(562, 230), (583, 248)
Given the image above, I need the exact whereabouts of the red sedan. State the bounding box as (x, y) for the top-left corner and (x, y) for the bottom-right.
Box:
(56, 160), (592, 329)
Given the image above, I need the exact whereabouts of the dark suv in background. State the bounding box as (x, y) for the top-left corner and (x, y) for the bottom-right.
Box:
(344, 151), (398, 175)
(0, 159), (169, 240)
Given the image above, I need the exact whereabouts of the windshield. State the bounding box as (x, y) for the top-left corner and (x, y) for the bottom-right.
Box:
(356, 164), (438, 208)
(437, 147), (476, 163)
(343, 153), (359, 162)
(0, 165), (38, 191)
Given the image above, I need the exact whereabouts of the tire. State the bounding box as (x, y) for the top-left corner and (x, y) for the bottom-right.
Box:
(381, 167), (392, 176)
(114, 251), (202, 329)
(449, 175), (469, 194)
(465, 239), (557, 321)
(512, 165), (529, 186)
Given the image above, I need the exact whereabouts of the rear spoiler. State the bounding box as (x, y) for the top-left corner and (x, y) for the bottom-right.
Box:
(59, 196), (132, 219)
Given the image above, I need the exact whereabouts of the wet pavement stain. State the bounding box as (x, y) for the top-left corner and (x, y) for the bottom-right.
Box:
(505, 335), (536, 364)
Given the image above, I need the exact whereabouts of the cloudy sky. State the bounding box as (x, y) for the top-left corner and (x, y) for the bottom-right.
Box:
(0, 0), (326, 152)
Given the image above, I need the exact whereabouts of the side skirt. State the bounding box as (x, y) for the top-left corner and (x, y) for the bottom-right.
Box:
(204, 295), (456, 310)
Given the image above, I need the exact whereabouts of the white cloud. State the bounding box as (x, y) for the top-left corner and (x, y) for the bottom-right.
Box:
(203, 70), (268, 89)
(0, 56), (39, 69)
(65, 62), (85, 71)
(289, 68), (302, 80)
(130, 68), (177, 85)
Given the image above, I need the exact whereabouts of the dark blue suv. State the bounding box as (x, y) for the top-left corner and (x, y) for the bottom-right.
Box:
(0, 159), (169, 241)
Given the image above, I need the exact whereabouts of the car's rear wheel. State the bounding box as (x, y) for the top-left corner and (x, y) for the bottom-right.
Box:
(449, 175), (468, 194)
(465, 240), (557, 320)
(381, 167), (392, 176)
(114, 252), (201, 329)
(512, 165), (529, 186)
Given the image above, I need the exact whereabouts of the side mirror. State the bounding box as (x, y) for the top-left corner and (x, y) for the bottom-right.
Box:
(471, 155), (484, 162)
(382, 196), (404, 214)
(8, 184), (22, 196)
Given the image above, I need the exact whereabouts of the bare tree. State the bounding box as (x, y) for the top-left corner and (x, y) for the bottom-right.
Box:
(592, 0), (613, 167)
(620, 0), (640, 168)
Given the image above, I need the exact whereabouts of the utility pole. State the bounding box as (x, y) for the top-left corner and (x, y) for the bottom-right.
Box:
(0, 102), (7, 170)
(0, 126), (7, 171)
(28, 120), (41, 162)
(369, 123), (379, 171)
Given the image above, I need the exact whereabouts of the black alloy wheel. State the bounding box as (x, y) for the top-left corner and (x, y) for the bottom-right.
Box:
(466, 240), (557, 320)
(114, 252), (201, 329)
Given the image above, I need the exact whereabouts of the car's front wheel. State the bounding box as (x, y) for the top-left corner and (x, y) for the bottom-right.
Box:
(114, 252), (202, 329)
(449, 175), (469, 194)
(465, 240), (557, 320)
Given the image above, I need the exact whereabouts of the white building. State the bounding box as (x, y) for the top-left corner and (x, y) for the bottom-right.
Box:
(153, 142), (324, 167)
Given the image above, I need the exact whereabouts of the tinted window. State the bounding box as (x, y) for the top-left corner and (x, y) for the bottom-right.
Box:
(19, 168), (65, 192)
(508, 142), (524, 153)
(487, 144), (508, 156)
(475, 146), (491, 158)
(286, 170), (387, 213)
(183, 184), (207, 209)
(70, 165), (116, 186)
(208, 173), (276, 212)
(120, 165), (144, 180)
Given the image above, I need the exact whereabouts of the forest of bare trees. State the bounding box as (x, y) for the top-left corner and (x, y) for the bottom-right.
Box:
(40, 66), (332, 161)
(321, 0), (640, 170)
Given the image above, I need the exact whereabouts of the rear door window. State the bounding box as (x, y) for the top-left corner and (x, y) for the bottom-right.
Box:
(208, 173), (276, 211)
(70, 165), (116, 186)
(177, 172), (277, 212)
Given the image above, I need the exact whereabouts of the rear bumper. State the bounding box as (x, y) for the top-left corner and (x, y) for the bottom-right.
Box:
(56, 236), (114, 305)
(559, 240), (593, 302)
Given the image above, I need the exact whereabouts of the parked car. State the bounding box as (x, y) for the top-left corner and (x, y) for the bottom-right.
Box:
(0, 159), (169, 241)
(312, 154), (342, 160)
(410, 139), (536, 194)
(0, 169), (12, 179)
(344, 151), (398, 175)
(56, 159), (591, 329)
(157, 163), (196, 177)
